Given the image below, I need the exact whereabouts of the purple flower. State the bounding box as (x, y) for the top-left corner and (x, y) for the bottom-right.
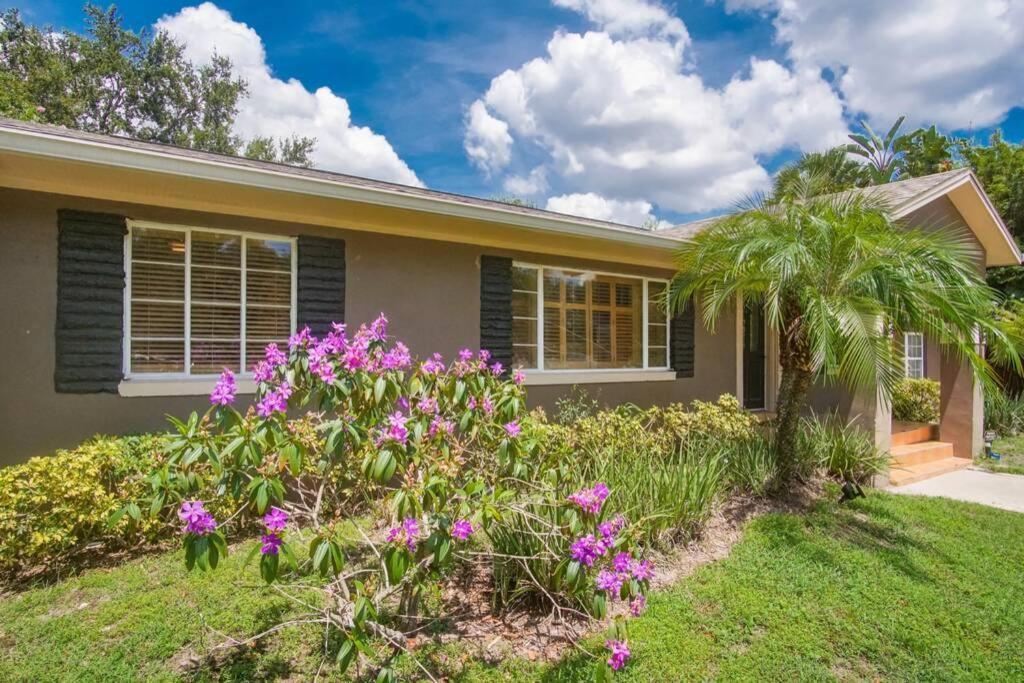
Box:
(252, 360), (274, 383)
(260, 532), (283, 555)
(612, 552), (632, 573)
(342, 343), (368, 371)
(387, 517), (420, 552)
(569, 534), (606, 567)
(369, 314), (389, 341)
(396, 396), (411, 413)
(482, 397), (495, 415)
(596, 569), (624, 594)
(381, 342), (411, 370)
(177, 500), (217, 536)
(504, 421), (521, 438)
(429, 416), (454, 438)
(513, 370), (526, 385)
(288, 326), (313, 351)
(209, 368), (236, 406)
(265, 343), (288, 367)
(452, 519), (474, 541)
(263, 506), (289, 533)
(598, 515), (627, 542)
(605, 640), (630, 671)
(311, 358), (336, 384)
(421, 353), (445, 375)
(458, 348), (474, 362)
(416, 397), (437, 414)
(567, 483), (610, 515)
(257, 384), (291, 417)
(478, 349), (491, 363)
(629, 594), (647, 617)
(489, 361), (504, 376)
(382, 412), (409, 443)
(630, 559), (653, 582)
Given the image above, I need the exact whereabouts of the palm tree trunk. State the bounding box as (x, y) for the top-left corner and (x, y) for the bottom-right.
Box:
(774, 364), (812, 481)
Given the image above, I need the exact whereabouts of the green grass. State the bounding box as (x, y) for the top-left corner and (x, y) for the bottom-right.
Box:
(4, 494), (1024, 681)
(982, 436), (1024, 474)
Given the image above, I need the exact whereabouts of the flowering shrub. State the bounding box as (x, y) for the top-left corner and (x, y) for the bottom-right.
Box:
(144, 314), (591, 676)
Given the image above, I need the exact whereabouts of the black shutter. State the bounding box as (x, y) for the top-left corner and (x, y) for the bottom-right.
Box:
(670, 297), (695, 378)
(55, 210), (126, 393)
(297, 235), (345, 335)
(480, 255), (513, 374)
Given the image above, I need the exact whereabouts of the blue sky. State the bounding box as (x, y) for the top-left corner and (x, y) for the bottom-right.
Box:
(19, 0), (1024, 225)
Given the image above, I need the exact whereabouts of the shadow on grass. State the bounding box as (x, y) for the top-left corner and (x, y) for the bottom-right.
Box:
(184, 601), (301, 682)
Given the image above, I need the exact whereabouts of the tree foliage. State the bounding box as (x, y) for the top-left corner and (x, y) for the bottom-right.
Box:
(0, 5), (315, 165)
(670, 176), (1017, 475)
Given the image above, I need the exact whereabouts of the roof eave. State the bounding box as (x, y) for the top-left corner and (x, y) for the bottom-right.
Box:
(0, 125), (682, 251)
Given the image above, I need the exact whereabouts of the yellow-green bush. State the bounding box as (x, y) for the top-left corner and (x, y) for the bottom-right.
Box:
(0, 435), (169, 576)
(541, 394), (756, 458)
(892, 378), (940, 423)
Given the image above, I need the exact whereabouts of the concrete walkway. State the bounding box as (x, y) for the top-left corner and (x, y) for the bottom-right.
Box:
(890, 468), (1024, 513)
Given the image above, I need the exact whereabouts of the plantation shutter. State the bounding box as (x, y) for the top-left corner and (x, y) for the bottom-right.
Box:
(480, 255), (513, 375)
(670, 296), (695, 378)
(296, 235), (345, 335)
(55, 209), (127, 393)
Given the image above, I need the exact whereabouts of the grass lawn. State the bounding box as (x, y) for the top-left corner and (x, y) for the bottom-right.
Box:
(983, 436), (1024, 474)
(3, 493), (1024, 681)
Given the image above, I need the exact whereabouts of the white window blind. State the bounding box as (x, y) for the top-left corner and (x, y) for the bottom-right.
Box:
(127, 223), (295, 377)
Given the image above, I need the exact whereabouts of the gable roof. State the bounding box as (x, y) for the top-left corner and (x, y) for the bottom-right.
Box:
(656, 168), (1022, 267)
(0, 118), (680, 251)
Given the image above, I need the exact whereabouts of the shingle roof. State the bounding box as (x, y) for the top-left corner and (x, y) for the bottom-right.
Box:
(655, 168), (975, 240)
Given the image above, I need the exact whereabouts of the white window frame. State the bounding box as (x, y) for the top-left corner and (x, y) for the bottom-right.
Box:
(904, 332), (925, 379)
(512, 262), (674, 384)
(123, 220), (297, 381)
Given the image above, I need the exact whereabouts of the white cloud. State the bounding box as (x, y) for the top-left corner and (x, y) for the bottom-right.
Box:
(464, 100), (513, 175)
(464, 1), (848, 213)
(503, 166), (549, 195)
(726, 0), (1024, 130)
(546, 192), (667, 227)
(156, 2), (422, 186)
(553, 0), (689, 39)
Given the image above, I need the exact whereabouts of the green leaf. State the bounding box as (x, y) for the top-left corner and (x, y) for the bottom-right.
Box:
(384, 547), (409, 584)
(336, 638), (356, 671)
(372, 450), (396, 484)
(374, 375), (387, 404)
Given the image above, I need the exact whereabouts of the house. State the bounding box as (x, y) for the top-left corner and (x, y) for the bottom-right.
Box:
(0, 119), (1019, 481)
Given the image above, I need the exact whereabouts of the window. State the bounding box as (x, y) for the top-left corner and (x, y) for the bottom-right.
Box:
(126, 222), (295, 377)
(512, 264), (669, 371)
(904, 332), (924, 379)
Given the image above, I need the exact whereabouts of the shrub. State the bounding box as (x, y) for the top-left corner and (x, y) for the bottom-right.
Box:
(985, 389), (1024, 436)
(0, 435), (168, 577)
(892, 378), (940, 423)
(795, 416), (887, 483)
(723, 434), (778, 496)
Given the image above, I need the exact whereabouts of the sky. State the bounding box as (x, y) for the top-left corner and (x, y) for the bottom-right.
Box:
(19, 0), (1024, 226)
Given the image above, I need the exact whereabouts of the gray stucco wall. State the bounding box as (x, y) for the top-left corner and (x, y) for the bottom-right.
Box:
(0, 188), (739, 465)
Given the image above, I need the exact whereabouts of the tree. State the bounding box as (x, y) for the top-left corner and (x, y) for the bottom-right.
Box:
(669, 175), (1017, 479)
(774, 147), (868, 199)
(955, 131), (1024, 297)
(0, 6), (315, 166)
(844, 116), (911, 184)
(898, 125), (954, 177)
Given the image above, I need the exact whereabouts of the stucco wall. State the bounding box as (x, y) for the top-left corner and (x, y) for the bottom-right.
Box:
(0, 188), (738, 464)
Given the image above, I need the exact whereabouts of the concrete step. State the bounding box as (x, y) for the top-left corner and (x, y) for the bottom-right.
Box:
(891, 422), (938, 446)
(890, 440), (955, 467)
(888, 457), (972, 487)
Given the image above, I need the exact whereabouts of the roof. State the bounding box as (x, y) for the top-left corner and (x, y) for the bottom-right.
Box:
(0, 118), (680, 251)
(655, 167), (1021, 267)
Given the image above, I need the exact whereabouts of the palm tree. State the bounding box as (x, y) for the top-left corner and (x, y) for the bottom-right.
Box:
(669, 177), (1018, 480)
(774, 147), (868, 199)
(844, 116), (910, 184)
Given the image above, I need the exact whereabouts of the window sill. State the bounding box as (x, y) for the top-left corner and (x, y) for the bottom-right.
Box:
(118, 377), (257, 397)
(521, 369), (677, 386)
